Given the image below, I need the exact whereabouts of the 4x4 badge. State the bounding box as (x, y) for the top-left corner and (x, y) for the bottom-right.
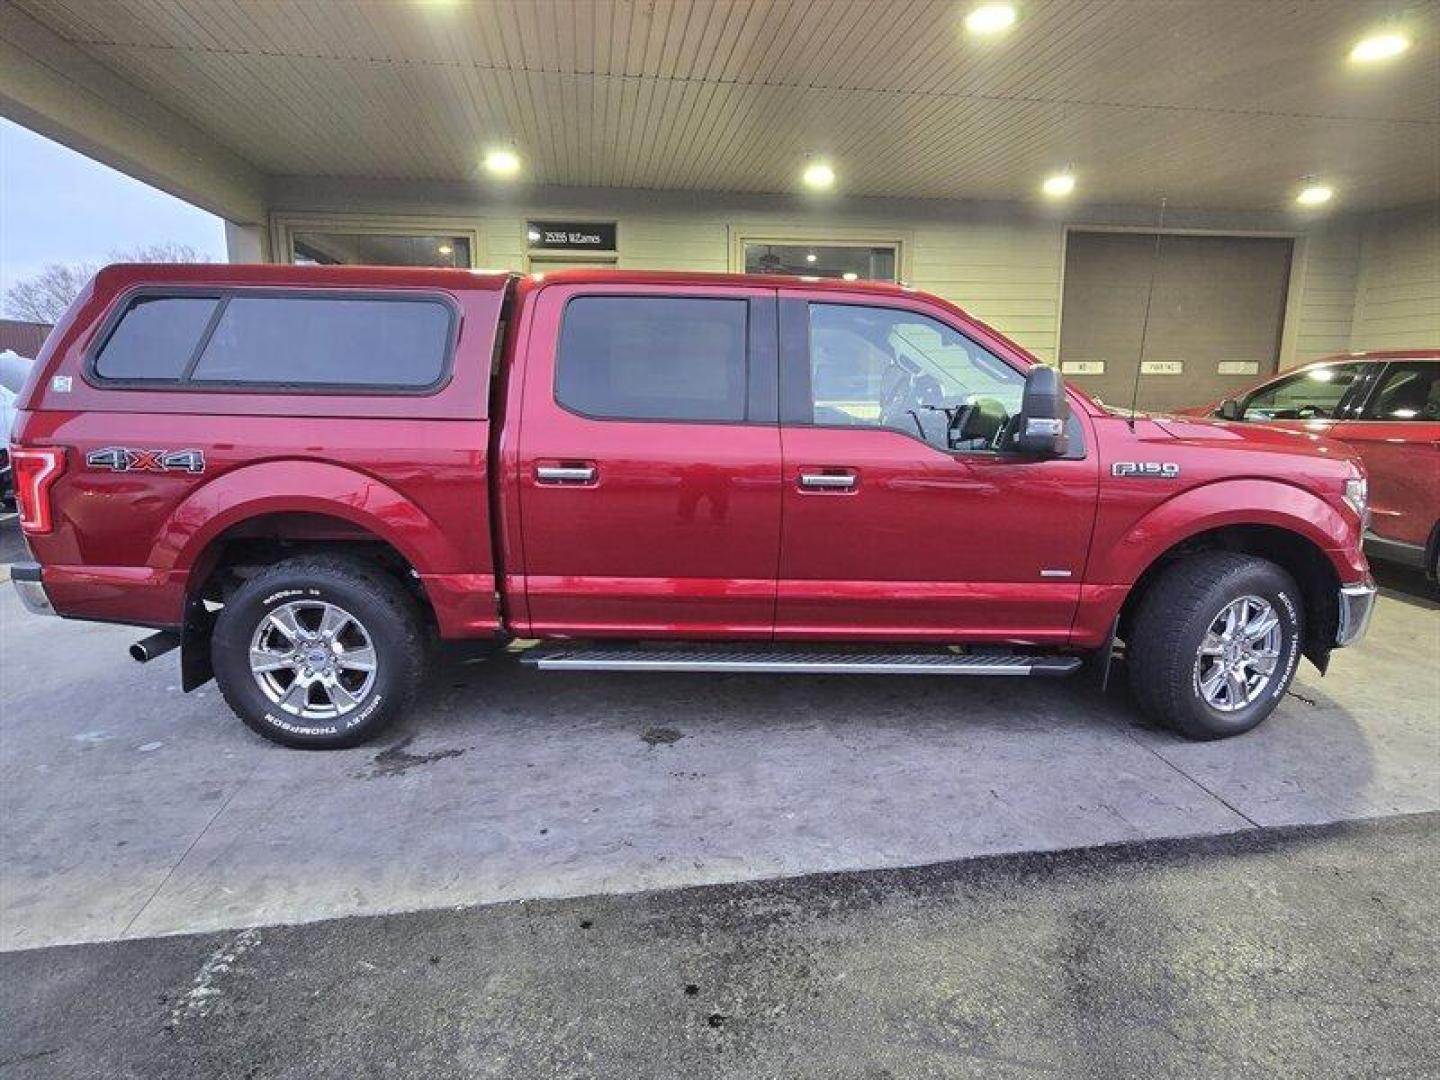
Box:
(86, 447), (206, 474)
(1112, 461), (1180, 478)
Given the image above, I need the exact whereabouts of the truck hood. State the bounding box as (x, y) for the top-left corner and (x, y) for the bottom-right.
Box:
(1147, 413), (1359, 472)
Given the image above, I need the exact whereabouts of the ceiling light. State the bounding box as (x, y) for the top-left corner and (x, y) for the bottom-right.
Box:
(1350, 32), (1410, 63)
(842, 272), (859, 281)
(437, 243), (453, 256)
(806, 252), (817, 263)
(1042, 172), (1076, 197)
(965, 3), (1016, 36)
(1296, 184), (1334, 206)
(802, 161), (836, 190)
(483, 148), (521, 177)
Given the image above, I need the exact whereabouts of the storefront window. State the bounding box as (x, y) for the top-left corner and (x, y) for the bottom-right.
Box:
(743, 242), (896, 281)
(292, 231), (471, 268)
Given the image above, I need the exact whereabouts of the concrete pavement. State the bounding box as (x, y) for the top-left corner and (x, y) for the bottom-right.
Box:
(2, 561), (1436, 951)
(3, 815), (1436, 1079)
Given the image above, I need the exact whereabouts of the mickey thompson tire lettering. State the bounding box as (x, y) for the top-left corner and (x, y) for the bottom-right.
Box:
(1127, 551), (1303, 741)
(211, 556), (425, 750)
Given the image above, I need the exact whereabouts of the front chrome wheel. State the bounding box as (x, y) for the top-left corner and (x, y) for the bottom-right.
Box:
(1195, 594), (1282, 712)
(248, 600), (378, 721)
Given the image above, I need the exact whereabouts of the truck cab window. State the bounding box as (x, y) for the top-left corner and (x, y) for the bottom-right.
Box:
(808, 303), (1023, 452)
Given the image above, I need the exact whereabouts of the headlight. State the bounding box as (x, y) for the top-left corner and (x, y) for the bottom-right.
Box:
(1343, 477), (1369, 526)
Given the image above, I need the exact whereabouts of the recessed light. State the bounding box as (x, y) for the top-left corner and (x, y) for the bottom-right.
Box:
(842, 272), (859, 281)
(806, 252), (817, 263)
(483, 148), (521, 177)
(965, 3), (1016, 36)
(1042, 172), (1076, 197)
(437, 244), (453, 256)
(802, 161), (836, 190)
(1350, 32), (1410, 63)
(1296, 184), (1334, 206)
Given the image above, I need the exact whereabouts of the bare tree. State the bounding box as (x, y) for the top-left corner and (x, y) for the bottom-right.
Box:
(3, 243), (209, 324)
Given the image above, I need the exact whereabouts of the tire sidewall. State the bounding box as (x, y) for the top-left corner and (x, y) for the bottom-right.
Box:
(213, 573), (412, 748)
(1179, 569), (1302, 737)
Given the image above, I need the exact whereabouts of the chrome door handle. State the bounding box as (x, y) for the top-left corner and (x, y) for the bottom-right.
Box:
(536, 465), (597, 484)
(799, 472), (856, 491)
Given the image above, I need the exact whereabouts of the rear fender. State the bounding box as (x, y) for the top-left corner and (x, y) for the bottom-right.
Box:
(153, 459), (467, 579)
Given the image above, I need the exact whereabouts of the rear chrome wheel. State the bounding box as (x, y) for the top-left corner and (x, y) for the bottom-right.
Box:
(1195, 595), (1283, 712)
(212, 556), (425, 749)
(248, 600), (379, 722)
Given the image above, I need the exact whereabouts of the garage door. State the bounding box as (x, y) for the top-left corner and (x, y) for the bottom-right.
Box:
(1058, 232), (1294, 413)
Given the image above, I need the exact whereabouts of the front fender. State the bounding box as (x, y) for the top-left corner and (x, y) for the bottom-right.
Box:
(152, 459), (469, 576)
(1091, 478), (1360, 585)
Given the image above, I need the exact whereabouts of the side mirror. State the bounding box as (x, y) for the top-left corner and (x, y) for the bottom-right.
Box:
(1218, 398), (1242, 421)
(1014, 365), (1070, 456)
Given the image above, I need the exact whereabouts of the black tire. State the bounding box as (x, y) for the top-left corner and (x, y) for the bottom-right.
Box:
(1128, 551), (1303, 740)
(211, 556), (425, 749)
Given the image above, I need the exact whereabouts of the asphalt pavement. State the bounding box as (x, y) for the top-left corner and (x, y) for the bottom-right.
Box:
(3, 814), (1436, 1079)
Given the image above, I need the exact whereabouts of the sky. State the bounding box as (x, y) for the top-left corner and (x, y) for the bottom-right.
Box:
(0, 117), (226, 314)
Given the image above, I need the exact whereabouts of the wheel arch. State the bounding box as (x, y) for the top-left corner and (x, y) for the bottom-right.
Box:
(1117, 522), (1342, 672)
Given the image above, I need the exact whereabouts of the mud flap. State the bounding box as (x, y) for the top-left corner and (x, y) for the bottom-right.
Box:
(180, 599), (216, 692)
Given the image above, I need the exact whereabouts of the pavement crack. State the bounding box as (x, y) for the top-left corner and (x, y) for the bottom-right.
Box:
(118, 759), (263, 939)
(1111, 721), (1262, 829)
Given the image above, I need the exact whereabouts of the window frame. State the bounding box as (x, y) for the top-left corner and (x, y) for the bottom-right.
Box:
(83, 285), (460, 396)
(780, 297), (1086, 459)
(552, 292), (778, 426)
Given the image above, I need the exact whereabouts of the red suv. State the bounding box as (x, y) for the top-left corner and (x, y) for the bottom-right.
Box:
(1181, 352), (1440, 580)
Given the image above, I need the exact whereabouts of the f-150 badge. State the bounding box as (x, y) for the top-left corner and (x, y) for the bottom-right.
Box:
(1112, 461), (1179, 478)
(86, 447), (206, 474)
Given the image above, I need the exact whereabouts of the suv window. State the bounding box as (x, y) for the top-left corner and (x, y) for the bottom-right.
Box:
(1240, 362), (1364, 421)
(190, 296), (451, 387)
(1361, 362), (1440, 422)
(556, 297), (748, 422)
(93, 292), (453, 389)
(808, 303), (1024, 452)
(93, 296), (219, 380)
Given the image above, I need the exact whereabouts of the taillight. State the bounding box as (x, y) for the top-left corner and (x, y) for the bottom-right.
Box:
(10, 446), (66, 534)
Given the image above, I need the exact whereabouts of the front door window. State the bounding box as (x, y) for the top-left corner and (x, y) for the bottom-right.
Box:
(807, 303), (1025, 452)
(1240, 362), (1365, 421)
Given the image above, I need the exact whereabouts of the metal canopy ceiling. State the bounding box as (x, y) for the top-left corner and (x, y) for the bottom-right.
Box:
(9, 0), (1440, 212)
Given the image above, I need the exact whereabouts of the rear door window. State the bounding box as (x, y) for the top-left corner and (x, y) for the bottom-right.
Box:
(1360, 362), (1440, 422)
(93, 296), (219, 381)
(556, 296), (749, 422)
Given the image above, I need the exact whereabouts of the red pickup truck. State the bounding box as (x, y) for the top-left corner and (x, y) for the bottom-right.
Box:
(9, 264), (1376, 748)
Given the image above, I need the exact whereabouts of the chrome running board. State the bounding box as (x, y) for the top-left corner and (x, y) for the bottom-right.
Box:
(521, 645), (1082, 677)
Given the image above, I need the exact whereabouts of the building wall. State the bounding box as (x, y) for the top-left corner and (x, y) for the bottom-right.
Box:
(264, 178), (1438, 371)
(1349, 205), (1440, 352)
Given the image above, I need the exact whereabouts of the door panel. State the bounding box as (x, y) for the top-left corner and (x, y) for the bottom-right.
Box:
(516, 284), (782, 638)
(777, 427), (1097, 642)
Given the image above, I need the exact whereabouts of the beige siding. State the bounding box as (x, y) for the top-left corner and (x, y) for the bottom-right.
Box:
(1350, 207), (1440, 352)
(1290, 226), (1361, 364)
(272, 180), (1436, 374)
